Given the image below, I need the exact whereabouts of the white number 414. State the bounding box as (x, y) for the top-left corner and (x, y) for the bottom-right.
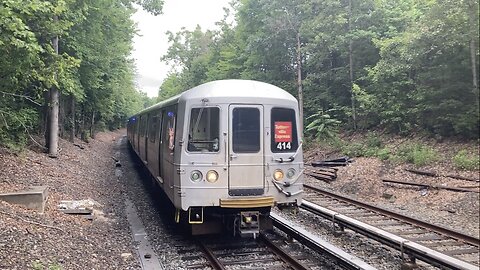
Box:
(276, 142), (291, 150)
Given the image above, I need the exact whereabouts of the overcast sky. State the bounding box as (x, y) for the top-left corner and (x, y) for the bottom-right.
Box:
(131, 0), (231, 97)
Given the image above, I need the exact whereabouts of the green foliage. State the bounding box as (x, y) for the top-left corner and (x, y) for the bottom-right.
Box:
(339, 133), (392, 159)
(158, 0), (478, 139)
(341, 142), (368, 157)
(0, 107), (38, 150)
(305, 109), (341, 140)
(393, 143), (439, 166)
(376, 148), (391, 161)
(1, 0), (478, 150)
(32, 260), (62, 270)
(452, 150), (480, 171)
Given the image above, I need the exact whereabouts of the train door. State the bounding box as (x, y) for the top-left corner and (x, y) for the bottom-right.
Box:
(144, 114), (149, 162)
(156, 112), (164, 182)
(131, 118), (136, 148)
(160, 106), (177, 200)
(228, 105), (265, 196)
(137, 116), (142, 152)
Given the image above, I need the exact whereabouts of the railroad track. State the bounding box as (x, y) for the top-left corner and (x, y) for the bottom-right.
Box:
(182, 234), (314, 269)
(181, 213), (376, 270)
(303, 184), (480, 270)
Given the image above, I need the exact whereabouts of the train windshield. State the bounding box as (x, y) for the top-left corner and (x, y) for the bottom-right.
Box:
(271, 108), (298, 153)
(188, 107), (220, 152)
(232, 107), (260, 153)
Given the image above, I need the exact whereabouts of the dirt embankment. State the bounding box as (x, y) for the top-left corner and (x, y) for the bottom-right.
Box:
(303, 137), (480, 238)
(0, 130), (139, 269)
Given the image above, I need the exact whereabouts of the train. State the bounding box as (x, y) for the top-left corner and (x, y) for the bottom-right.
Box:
(126, 79), (304, 237)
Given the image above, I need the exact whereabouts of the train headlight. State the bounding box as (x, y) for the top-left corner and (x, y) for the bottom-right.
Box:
(190, 170), (203, 182)
(206, 170), (219, 183)
(286, 168), (296, 179)
(273, 169), (284, 181)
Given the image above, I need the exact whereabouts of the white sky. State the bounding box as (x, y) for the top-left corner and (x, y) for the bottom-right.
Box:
(131, 0), (231, 98)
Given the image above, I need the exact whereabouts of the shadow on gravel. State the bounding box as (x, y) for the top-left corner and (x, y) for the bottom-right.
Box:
(120, 140), (190, 237)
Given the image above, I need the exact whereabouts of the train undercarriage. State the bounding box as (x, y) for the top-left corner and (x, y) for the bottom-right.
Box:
(178, 206), (275, 238)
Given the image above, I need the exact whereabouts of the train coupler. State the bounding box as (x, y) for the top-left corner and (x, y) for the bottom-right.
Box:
(188, 207), (203, 224)
(238, 211), (260, 238)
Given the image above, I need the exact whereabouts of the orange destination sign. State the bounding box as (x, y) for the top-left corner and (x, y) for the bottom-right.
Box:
(274, 121), (292, 142)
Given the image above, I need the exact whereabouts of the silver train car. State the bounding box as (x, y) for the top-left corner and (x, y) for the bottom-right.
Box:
(127, 79), (303, 236)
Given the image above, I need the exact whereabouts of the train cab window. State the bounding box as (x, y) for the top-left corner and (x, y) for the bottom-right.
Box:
(271, 108), (298, 153)
(188, 107), (220, 152)
(232, 108), (260, 153)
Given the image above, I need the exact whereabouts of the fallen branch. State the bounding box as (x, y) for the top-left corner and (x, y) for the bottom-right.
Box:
(312, 161), (349, 167)
(311, 156), (352, 167)
(405, 168), (437, 177)
(0, 210), (65, 232)
(304, 171), (336, 182)
(382, 179), (479, 193)
(456, 185), (480, 189)
(445, 174), (479, 182)
(73, 143), (84, 149)
(306, 168), (337, 178)
(405, 168), (479, 182)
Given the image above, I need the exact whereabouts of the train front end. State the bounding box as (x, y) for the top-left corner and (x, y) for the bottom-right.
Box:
(176, 80), (304, 237)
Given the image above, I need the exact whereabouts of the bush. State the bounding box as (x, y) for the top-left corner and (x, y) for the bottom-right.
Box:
(366, 132), (383, 148)
(376, 148), (391, 160)
(394, 143), (438, 166)
(452, 150), (479, 171)
(0, 107), (38, 150)
(340, 133), (390, 159)
(341, 142), (367, 157)
(305, 109), (341, 140)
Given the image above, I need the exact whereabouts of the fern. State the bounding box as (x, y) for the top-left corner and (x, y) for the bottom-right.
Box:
(306, 109), (341, 140)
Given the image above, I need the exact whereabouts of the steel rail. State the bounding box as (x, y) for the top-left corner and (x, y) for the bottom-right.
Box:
(258, 233), (310, 270)
(270, 212), (377, 270)
(300, 200), (478, 270)
(197, 240), (226, 270)
(304, 184), (480, 247)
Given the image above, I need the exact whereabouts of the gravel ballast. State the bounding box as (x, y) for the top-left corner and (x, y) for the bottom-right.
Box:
(0, 131), (139, 269)
(1, 130), (477, 269)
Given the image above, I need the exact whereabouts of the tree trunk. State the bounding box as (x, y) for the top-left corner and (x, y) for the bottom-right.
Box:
(90, 111), (95, 139)
(42, 90), (50, 150)
(48, 17), (59, 158)
(468, 0), (479, 106)
(348, 0), (356, 130)
(69, 96), (75, 143)
(296, 32), (304, 138)
(59, 93), (65, 139)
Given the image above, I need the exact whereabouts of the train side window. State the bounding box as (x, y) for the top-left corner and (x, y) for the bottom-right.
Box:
(139, 116), (144, 136)
(271, 108), (298, 153)
(149, 113), (158, 143)
(188, 107), (220, 152)
(232, 108), (260, 153)
(164, 108), (176, 152)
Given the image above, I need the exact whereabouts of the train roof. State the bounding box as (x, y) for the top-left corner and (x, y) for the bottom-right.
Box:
(132, 80), (297, 117)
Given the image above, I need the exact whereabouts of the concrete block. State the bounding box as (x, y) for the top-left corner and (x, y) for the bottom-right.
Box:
(0, 186), (48, 213)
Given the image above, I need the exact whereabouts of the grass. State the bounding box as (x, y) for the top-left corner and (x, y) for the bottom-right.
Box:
(452, 150), (479, 171)
(389, 143), (438, 166)
(308, 132), (478, 170)
(335, 134), (440, 167)
(32, 261), (62, 270)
